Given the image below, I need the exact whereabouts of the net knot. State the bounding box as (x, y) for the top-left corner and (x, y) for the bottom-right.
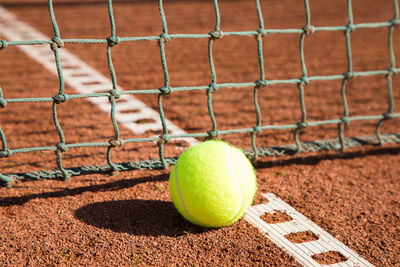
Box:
(302, 25), (315, 35)
(0, 98), (6, 108)
(387, 67), (398, 77)
(0, 149), (12, 158)
(0, 40), (8, 50)
(344, 71), (355, 80)
(207, 83), (218, 94)
(252, 126), (262, 134)
(298, 75), (309, 86)
(340, 116), (350, 124)
(109, 138), (123, 147)
(157, 134), (170, 145)
(209, 30), (224, 40)
(345, 23), (356, 34)
(56, 142), (68, 153)
(159, 86), (172, 96)
(50, 36), (64, 51)
(107, 36), (120, 47)
(296, 121), (308, 129)
(207, 130), (219, 139)
(391, 18), (400, 26)
(52, 94), (68, 104)
(108, 89), (120, 101)
(62, 171), (71, 180)
(160, 33), (171, 43)
(255, 79), (268, 88)
(383, 112), (395, 120)
(255, 29), (266, 40)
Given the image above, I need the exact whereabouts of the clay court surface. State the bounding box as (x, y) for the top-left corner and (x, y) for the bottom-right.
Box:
(0, 0), (399, 266)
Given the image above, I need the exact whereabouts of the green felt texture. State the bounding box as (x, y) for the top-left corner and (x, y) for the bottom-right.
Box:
(169, 140), (257, 228)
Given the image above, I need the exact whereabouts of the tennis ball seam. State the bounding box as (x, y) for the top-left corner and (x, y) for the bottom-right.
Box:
(225, 145), (245, 223)
(174, 165), (196, 223)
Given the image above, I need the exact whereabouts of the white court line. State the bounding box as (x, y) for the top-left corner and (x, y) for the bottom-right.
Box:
(245, 193), (374, 267)
(0, 6), (197, 146)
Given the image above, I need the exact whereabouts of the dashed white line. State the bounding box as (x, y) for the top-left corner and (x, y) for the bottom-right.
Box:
(245, 193), (374, 267)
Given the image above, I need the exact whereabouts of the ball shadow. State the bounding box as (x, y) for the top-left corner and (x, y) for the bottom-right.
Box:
(74, 199), (208, 237)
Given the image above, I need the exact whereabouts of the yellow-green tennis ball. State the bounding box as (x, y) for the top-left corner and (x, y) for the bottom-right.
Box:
(169, 140), (257, 228)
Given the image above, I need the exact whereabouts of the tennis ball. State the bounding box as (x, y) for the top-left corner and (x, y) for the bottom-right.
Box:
(169, 140), (257, 228)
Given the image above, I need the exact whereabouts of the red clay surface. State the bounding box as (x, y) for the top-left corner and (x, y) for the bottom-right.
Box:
(1, 0), (400, 266)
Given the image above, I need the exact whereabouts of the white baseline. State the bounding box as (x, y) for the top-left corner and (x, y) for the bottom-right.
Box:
(245, 193), (374, 266)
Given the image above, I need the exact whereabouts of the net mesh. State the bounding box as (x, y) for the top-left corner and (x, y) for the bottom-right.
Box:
(0, 0), (399, 186)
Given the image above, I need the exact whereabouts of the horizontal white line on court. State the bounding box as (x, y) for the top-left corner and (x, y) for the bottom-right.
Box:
(245, 193), (374, 267)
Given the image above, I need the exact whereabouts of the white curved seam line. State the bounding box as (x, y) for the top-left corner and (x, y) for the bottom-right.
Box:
(175, 165), (194, 221)
(226, 147), (244, 221)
